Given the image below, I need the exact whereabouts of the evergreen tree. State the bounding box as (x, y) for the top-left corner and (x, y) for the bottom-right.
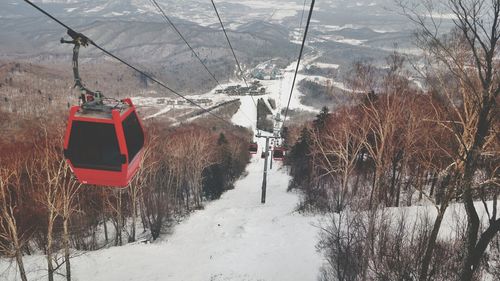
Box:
(217, 132), (228, 145)
(281, 126), (289, 149)
(288, 127), (312, 191)
(203, 133), (231, 200)
(313, 106), (330, 130)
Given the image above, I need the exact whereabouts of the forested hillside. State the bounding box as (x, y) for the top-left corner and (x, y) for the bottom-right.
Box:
(284, 2), (500, 279)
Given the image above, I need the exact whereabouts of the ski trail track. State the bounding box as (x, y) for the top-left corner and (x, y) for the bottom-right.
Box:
(60, 158), (323, 281)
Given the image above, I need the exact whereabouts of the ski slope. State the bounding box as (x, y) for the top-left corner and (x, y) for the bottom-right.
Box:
(76, 159), (322, 281)
(1, 156), (324, 281)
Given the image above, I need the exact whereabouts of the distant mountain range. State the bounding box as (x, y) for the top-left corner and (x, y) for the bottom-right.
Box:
(2, 0), (159, 19)
(1, 1), (452, 93)
(0, 1), (301, 92)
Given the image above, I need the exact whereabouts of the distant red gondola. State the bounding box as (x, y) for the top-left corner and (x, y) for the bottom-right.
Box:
(249, 142), (258, 154)
(272, 147), (285, 161)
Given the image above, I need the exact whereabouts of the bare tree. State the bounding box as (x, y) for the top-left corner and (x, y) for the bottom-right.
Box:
(34, 150), (62, 281)
(56, 164), (81, 281)
(310, 110), (367, 212)
(30, 125), (75, 281)
(0, 167), (28, 281)
(183, 130), (215, 209)
(398, 0), (500, 279)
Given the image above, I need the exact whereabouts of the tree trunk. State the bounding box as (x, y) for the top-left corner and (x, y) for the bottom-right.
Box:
(369, 169), (377, 208)
(419, 173), (452, 281)
(114, 192), (123, 246)
(47, 217), (54, 281)
(103, 215), (108, 244)
(130, 206), (136, 243)
(3, 207), (28, 281)
(460, 95), (495, 280)
(63, 216), (71, 281)
(353, 172), (361, 196)
(418, 201), (448, 281)
(10, 218), (28, 281)
(15, 250), (28, 281)
(460, 165), (480, 281)
(469, 218), (500, 273)
(389, 158), (398, 206)
(429, 172), (437, 197)
(140, 195), (148, 233)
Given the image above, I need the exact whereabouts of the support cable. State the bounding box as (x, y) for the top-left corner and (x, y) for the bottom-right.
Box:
(23, 0), (233, 126)
(210, 0), (259, 110)
(149, 0), (223, 89)
(281, 0), (315, 129)
(149, 0), (255, 127)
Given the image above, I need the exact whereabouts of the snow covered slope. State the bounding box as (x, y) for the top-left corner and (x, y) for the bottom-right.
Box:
(1, 157), (324, 281)
(78, 160), (322, 281)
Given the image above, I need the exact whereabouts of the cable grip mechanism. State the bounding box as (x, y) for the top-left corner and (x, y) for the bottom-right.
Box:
(61, 29), (104, 107)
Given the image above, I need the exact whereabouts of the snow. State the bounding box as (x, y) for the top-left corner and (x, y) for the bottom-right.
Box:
(231, 96), (257, 131)
(224, 0), (302, 11)
(311, 62), (340, 69)
(330, 81), (351, 92)
(430, 13), (457, 20)
(84, 5), (106, 13)
(333, 38), (366, 45)
(355, 1), (377, 7)
(260, 55), (321, 114)
(270, 9), (298, 20)
(144, 105), (176, 119)
(105, 12), (124, 17)
(0, 157), (325, 281)
(40, 0), (78, 3)
(372, 28), (394, 33)
(323, 25), (343, 31)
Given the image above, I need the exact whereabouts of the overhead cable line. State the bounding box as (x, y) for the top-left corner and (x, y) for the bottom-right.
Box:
(149, 0), (223, 89)
(210, 0), (248, 87)
(298, 0), (308, 32)
(277, 0), (308, 115)
(149, 0), (255, 127)
(148, 0), (254, 126)
(281, 0), (315, 129)
(23, 0), (233, 126)
(210, 0), (259, 109)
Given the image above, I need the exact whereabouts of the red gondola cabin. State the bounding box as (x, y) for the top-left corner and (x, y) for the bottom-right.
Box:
(63, 98), (145, 187)
(272, 147), (285, 161)
(249, 142), (258, 154)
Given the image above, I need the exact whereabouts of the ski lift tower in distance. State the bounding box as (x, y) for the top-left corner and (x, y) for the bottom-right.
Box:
(255, 132), (282, 204)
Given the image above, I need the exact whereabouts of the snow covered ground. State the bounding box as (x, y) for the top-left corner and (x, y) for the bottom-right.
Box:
(0, 156), (325, 281)
(231, 96), (258, 131)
